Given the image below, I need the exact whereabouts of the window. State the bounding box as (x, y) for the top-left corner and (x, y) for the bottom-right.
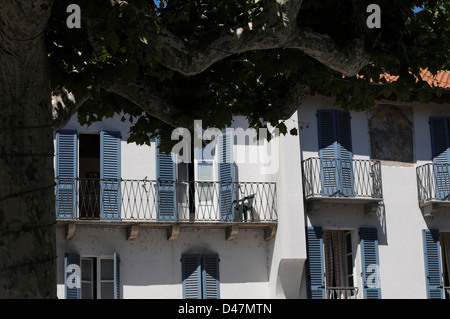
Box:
(197, 161), (214, 202)
(323, 230), (356, 299)
(306, 226), (381, 299)
(65, 253), (120, 299)
(55, 130), (121, 220)
(157, 132), (235, 221)
(81, 257), (116, 299)
(424, 229), (450, 299)
(182, 254), (220, 299)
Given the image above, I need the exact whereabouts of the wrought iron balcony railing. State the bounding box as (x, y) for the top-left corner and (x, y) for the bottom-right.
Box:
(301, 157), (383, 201)
(416, 163), (450, 205)
(55, 178), (277, 224)
(326, 287), (359, 299)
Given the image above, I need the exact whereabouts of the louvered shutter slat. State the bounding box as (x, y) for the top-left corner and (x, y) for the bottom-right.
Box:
(56, 131), (77, 219)
(306, 227), (325, 299)
(336, 111), (355, 197)
(156, 138), (177, 221)
(65, 253), (81, 299)
(318, 110), (354, 197)
(202, 254), (220, 299)
(318, 110), (338, 196)
(219, 132), (235, 221)
(423, 229), (444, 299)
(182, 254), (202, 299)
(360, 227), (381, 299)
(114, 252), (120, 299)
(100, 131), (121, 220)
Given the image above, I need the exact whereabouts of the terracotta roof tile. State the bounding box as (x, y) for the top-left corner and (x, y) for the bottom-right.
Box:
(380, 69), (450, 89)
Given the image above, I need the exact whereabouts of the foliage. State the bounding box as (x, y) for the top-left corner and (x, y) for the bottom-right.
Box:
(46, 0), (450, 149)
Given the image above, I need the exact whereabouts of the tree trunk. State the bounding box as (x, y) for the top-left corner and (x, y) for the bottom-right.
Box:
(0, 1), (56, 298)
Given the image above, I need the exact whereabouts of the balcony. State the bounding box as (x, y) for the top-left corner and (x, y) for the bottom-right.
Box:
(301, 158), (383, 213)
(55, 178), (277, 240)
(416, 163), (450, 216)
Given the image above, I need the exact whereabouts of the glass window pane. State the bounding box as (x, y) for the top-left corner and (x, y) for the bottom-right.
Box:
(81, 283), (92, 299)
(101, 259), (114, 281)
(81, 259), (92, 281)
(101, 282), (114, 299)
(198, 162), (213, 181)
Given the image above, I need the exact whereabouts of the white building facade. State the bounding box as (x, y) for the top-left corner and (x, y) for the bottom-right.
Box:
(54, 113), (305, 299)
(55, 89), (450, 299)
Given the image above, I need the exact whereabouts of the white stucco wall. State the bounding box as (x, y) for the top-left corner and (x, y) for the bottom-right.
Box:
(56, 224), (276, 299)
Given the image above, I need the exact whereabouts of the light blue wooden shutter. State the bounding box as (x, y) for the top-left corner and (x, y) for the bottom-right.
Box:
(360, 227), (381, 299)
(317, 110), (354, 197)
(182, 254), (202, 299)
(336, 111), (354, 197)
(100, 131), (121, 220)
(202, 254), (220, 299)
(56, 131), (77, 219)
(318, 110), (339, 196)
(218, 132), (235, 221)
(64, 253), (80, 299)
(306, 226), (325, 299)
(114, 252), (120, 299)
(430, 117), (450, 200)
(156, 138), (177, 221)
(423, 229), (444, 299)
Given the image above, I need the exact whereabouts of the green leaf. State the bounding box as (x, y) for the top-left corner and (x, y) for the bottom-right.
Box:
(104, 32), (120, 53)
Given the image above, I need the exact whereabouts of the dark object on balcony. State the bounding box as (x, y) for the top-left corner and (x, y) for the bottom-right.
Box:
(236, 194), (256, 222)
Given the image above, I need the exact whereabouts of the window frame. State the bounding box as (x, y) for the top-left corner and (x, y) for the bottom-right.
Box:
(78, 254), (116, 299)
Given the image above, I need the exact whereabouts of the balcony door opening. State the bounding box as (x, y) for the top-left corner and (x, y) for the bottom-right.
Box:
(323, 229), (357, 299)
(79, 133), (100, 219)
(172, 143), (195, 221)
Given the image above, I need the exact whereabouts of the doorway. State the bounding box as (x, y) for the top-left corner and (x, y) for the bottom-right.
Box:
(79, 133), (100, 219)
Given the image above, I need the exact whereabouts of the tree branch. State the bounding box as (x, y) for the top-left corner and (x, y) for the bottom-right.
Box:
(153, 0), (369, 77)
(51, 88), (91, 130)
(273, 82), (310, 120)
(287, 28), (369, 77)
(103, 81), (184, 128)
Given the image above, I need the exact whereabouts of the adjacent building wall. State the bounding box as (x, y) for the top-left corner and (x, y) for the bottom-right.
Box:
(298, 94), (450, 299)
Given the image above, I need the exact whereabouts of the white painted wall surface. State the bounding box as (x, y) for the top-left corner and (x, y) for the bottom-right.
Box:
(56, 224), (274, 299)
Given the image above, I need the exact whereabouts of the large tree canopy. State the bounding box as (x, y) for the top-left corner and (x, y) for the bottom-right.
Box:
(48, 0), (450, 149)
(0, 0), (449, 298)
